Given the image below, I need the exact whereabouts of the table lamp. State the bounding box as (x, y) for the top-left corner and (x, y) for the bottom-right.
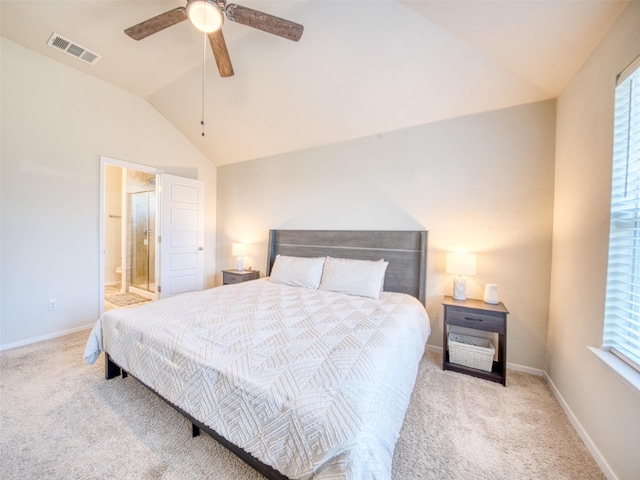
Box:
(446, 252), (477, 301)
(232, 243), (247, 271)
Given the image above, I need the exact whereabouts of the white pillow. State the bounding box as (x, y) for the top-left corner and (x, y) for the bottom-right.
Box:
(269, 255), (326, 289)
(318, 257), (389, 299)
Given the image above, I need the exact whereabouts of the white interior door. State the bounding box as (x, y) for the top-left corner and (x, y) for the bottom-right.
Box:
(159, 174), (205, 298)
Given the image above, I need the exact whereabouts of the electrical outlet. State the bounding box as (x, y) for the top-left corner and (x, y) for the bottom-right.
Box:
(48, 299), (58, 311)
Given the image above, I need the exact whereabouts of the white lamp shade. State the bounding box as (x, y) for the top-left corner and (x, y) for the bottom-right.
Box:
(186, 0), (223, 33)
(231, 243), (247, 257)
(446, 252), (477, 276)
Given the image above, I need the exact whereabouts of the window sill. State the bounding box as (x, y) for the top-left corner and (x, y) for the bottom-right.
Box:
(588, 347), (640, 395)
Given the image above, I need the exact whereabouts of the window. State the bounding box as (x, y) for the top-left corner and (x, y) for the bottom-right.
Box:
(603, 57), (640, 373)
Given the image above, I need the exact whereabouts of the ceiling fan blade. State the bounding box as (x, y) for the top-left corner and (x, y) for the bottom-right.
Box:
(208, 30), (234, 77)
(125, 7), (187, 41)
(225, 4), (303, 42)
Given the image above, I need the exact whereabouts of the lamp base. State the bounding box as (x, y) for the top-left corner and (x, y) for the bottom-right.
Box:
(452, 277), (467, 301)
(236, 257), (244, 272)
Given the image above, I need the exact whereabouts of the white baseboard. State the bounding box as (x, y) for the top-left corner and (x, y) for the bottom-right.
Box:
(0, 323), (95, 352)
(425, 344), (442, 354)
(543, 372), (617, 480)
(507, 361), (545, 376)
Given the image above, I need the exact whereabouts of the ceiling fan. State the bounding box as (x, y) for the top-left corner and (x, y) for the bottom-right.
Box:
(124, 0), (304, 78)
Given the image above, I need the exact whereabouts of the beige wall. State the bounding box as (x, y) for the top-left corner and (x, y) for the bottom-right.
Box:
(104, 165), (123, 285)
(0, 38), (218, 347)
(548, 3), (640, 479)
(217, 100), (556, 370)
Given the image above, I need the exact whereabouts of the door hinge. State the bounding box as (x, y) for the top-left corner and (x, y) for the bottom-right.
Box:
(158, 285), (161, 293)
(158, 235), (162, 243)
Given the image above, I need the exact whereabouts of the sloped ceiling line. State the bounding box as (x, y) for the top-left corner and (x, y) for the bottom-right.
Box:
(0, 0), (629, 165)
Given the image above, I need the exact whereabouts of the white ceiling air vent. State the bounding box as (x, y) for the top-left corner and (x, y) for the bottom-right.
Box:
(46, 32), (101, 66)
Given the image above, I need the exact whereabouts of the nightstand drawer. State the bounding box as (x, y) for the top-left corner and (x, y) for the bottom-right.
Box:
(224, 273), (246, 284)
(222, 270), (260, 285)
(445, 307), (506, 333)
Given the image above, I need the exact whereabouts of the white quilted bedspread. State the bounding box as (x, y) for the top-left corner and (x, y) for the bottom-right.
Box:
(89, 279), (430, 480)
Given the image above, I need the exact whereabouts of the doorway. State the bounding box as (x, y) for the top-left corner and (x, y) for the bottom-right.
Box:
(100, 157), (161, 313)
(99, 156), (206, 316)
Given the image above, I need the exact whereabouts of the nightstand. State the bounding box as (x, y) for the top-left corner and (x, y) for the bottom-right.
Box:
(222, 269), (260, 285)
(442, 295), (509, 385)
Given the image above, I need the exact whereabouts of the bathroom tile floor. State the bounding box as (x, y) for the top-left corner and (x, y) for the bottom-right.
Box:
(104, 284), (152, 311)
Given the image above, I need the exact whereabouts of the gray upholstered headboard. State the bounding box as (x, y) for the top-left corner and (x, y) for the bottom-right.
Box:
(266, 230), (427, 304)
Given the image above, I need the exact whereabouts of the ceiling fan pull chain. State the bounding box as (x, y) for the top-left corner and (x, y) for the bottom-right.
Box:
(201, 31), (207, 137)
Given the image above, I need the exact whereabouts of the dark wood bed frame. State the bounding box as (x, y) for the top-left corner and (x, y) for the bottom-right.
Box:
(105, 229), (427, 480)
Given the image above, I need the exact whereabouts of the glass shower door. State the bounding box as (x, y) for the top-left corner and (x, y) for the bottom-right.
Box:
(130, 191), (156, 293)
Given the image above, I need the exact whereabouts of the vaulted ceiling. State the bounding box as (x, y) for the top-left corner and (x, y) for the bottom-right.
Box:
(0, 0), (629, 165)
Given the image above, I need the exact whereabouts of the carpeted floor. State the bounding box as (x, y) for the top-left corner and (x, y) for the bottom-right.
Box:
(0, 331), (604, 479)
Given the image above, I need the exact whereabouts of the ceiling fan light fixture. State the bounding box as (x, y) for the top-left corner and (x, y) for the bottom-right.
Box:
(187, 0), (223, 33)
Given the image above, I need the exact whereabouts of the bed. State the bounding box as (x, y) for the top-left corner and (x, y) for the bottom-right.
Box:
(85, 229), (429, 480)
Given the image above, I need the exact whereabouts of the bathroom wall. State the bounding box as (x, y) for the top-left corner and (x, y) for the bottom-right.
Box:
(105, 163), (158, 291)
(104, 165), (122, 286)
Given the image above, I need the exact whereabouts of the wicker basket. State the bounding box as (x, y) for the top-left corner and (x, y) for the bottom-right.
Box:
(448, 333), (495, 372)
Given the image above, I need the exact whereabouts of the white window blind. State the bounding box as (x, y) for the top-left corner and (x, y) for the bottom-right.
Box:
(603, 58), (640, 371)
